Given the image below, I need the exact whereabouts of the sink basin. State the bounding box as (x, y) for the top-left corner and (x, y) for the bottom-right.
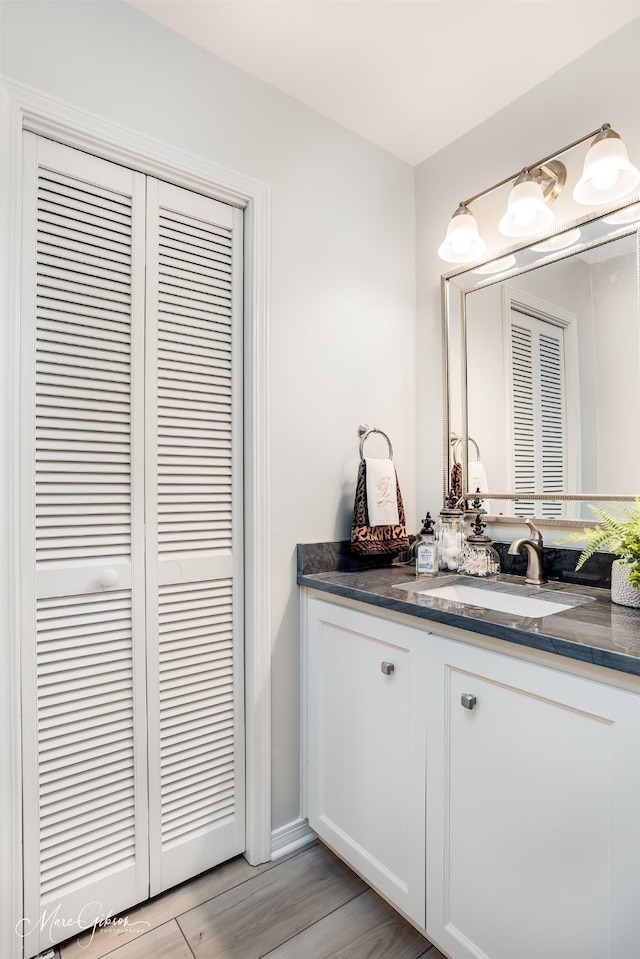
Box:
(420, 583), (576, 618)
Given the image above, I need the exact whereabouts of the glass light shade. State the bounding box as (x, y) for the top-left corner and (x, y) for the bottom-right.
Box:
(498, 178), (554, 237)
(438, 206), (486, 263)
(573, 136), (640, 205)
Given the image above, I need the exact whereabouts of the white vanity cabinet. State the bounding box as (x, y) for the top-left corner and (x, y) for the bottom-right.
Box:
(425, 634), (640, 959)
(305, 596), (428, 927)
(303, 591), (640, 959)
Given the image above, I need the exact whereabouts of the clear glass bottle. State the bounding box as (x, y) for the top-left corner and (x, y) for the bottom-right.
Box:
(458, 514), (500, 577)
(414, 512), (438, 576)
(435, 495), (466, 572)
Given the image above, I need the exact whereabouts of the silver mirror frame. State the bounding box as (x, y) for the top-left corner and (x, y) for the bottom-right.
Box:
(441, 194), (640, 526)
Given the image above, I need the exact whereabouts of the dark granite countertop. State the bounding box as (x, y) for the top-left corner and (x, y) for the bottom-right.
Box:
(298, 561), (640, 679)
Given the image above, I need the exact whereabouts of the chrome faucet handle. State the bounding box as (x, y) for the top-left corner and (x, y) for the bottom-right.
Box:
(525, 518), (543, 544)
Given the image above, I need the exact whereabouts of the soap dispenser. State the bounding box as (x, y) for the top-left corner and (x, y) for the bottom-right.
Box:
(458, 514), (500, 577)
(414, 512), (438, 576)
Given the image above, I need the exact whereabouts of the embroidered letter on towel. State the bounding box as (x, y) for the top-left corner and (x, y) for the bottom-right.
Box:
(365, 458), (399, 526)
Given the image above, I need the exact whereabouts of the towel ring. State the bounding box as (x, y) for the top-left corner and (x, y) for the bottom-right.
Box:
(358, 425), (393, 461)
(452, 436), (480, 465)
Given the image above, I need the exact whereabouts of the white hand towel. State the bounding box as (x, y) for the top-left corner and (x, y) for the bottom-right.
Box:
(468, 460), (489, 494)
(365, 458), (399, 526)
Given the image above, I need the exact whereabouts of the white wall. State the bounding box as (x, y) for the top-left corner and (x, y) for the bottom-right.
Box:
(415, 17), (640, 522)
(0, 0), (415, 880)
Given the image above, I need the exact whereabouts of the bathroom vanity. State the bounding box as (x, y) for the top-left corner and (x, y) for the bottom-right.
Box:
(299, 192), (640, 959)
(299, 560), (640, 959)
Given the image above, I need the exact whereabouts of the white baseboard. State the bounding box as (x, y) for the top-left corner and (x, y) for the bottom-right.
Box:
(270, 817), (316, 860)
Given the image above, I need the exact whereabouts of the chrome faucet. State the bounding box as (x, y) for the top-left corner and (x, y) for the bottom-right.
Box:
(508, 519), (547, 586)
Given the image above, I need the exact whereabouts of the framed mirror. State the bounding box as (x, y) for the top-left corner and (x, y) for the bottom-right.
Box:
(443, 196), (640, 524)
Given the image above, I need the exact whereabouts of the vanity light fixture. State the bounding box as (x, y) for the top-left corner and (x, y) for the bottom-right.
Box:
(573, 125), (640, 204)
(437, 203), (486, 263)
(498, 167), (560, 237)
(438, 123), (640, 264)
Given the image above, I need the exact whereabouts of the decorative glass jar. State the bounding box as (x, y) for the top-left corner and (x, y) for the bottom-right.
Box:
(458, 514), (500, 578)
(435, 495), (467, 571)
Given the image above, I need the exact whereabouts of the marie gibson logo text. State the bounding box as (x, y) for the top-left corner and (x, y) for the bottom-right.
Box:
(16, 902), (151, 948)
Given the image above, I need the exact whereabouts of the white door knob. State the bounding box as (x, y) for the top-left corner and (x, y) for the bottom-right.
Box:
(99, 569), (120, 589)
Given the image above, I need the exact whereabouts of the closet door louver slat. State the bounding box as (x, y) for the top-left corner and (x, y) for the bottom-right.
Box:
(145, 181), (245, 894)
(20, 135), (148, 959)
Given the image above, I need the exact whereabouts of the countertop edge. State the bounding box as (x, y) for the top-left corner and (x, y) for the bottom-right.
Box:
(297, 570), (640, 679)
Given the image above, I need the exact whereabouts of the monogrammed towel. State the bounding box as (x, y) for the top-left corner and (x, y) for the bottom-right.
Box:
(468, 459), (489, 494)
(365, 457), (399, 526)
(350, 459), (409, 555)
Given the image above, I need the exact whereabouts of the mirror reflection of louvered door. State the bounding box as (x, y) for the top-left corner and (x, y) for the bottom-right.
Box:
(507, 309), (567, 519)
(19, 134), (244, 957)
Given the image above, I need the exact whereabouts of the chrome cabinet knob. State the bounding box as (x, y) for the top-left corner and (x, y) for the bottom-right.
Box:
(380, 662), (395, 675)
(461, 693), (477, 710)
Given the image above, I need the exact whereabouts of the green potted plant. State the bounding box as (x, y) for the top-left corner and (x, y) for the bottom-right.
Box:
(556, 498), (640, 608)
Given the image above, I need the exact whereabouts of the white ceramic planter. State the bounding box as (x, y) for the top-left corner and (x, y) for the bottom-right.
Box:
(611, 559), (640, 608)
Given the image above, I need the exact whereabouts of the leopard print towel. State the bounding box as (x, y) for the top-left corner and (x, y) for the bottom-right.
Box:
(350, 459), (410, 554)
(450, 461), (463, 500)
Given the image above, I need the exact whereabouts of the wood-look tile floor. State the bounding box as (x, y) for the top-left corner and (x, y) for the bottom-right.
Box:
(53, 841), (446, 959)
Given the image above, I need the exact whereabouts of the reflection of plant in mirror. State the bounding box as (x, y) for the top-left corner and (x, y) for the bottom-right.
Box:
(555, 499), (640, 588)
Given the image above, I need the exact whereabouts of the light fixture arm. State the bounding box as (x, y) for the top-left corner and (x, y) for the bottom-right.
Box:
(458, 124), (610, 208)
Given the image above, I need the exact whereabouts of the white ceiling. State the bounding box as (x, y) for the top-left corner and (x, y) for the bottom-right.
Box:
(125, 1), (640, 166)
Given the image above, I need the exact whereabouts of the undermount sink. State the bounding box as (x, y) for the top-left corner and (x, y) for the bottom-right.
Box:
(420, 583), (577, 618)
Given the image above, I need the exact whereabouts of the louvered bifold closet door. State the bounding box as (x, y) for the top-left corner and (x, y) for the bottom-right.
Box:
(508, 310), (566, 519)
(145, 180), (245, 894)
(20, 135), (148, 958)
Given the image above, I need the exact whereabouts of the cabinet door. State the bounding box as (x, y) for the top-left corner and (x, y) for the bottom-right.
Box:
(306, 598), (427, 927)
(426, 636), (640, 959)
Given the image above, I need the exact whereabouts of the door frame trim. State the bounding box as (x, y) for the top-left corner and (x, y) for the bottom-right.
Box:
(0, 77), (272, 959)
